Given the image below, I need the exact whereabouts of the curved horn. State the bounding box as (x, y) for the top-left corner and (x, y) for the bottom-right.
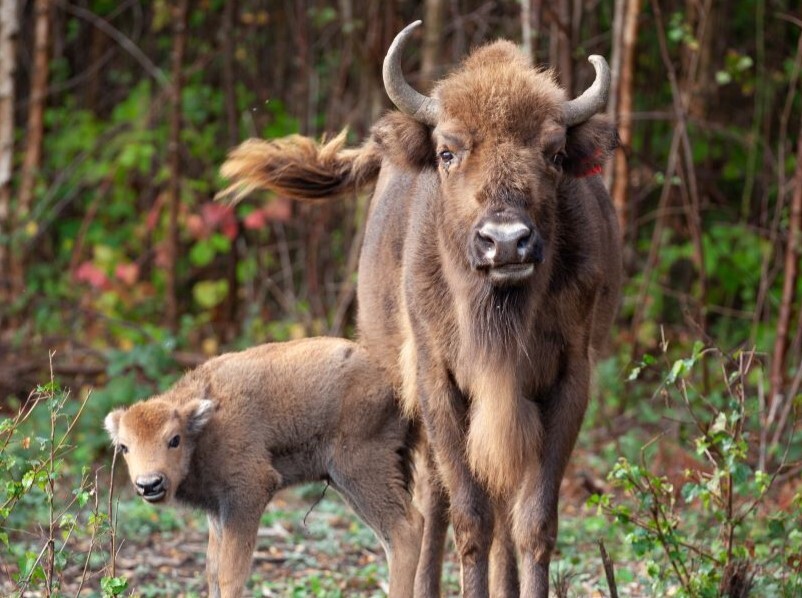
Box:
(562, 55), (611, 126)
(382, 20), (439, 126)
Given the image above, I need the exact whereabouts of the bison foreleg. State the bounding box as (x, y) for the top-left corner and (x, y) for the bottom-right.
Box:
(512, 358), (590, 598)
(489, 504), (519, 598)
(418, 373), (493, 598)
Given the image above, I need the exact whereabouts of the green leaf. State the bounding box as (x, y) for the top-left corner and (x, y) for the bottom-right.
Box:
(75, 489), (91, 508)
(617, 567), (635, 584)
(210, 233), (231, 253)
(189, 240), (216, 267)
(192, 280), (229, 309)
(101, 575), (129, 596)
(710, 411), (727, 435)
(716, 70), (732, 85)
(668, 359), (688, 383)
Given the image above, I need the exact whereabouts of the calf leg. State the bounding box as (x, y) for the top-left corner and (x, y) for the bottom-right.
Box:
(217, 466), (277, 598)
(413, 449), (450, 597)
(332, 437), (422, 598)
(206, 514), (223, 598)
(217, 511), (263, 598)
(387, 507), (425, 598)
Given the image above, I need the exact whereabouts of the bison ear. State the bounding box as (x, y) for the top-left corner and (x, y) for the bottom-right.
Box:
(104, 408), (125, 445)
(184, 399), (217, 436)
(562, 114), (619, 178)
(372, 112), (435, 171)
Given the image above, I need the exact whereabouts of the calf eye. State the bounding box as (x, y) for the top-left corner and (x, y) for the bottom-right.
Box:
(119, 444), (128, 455)
(168, 435), (181, 448)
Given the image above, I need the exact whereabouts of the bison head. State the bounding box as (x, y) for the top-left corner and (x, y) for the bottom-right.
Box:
(383, 21), (617, 288)
(104, 394), (216, 503)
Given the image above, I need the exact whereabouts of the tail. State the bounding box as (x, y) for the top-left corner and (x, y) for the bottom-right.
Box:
(218, 130), (382, 202)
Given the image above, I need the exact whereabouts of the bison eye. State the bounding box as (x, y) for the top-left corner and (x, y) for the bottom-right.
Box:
(168, 435), (181, 449)
(119, 444), (128, 455)
(438, 150), (455, 166)
(551, 153), (566, 169)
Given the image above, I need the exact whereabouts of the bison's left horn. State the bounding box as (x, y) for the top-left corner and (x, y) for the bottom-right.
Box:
(383, 21), (439, 126)
(562, 55), (611, 127)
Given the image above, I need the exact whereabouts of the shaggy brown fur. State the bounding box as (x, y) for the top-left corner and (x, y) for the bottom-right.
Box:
(220, 38), (621, 598)
(105, 338), (422, 598)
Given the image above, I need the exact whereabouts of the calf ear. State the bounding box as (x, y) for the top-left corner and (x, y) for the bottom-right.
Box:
(104, 408), (125, 445)
(184, 399), (217, 435)
(563, 114), (619, 178)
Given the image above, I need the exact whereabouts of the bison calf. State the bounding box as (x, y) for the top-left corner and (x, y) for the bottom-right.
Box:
(104, 338), (422, 598)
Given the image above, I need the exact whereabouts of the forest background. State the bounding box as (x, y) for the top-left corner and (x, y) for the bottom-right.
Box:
(1, 0), (801, 596)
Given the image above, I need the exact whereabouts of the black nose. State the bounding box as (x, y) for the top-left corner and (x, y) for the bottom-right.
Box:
(135, 474), (165, 498)
(474, 221), (541, 265)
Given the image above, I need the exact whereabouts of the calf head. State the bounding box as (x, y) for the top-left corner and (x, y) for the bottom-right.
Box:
(382, 21), (618, 290)
(104, 396), (216, 503)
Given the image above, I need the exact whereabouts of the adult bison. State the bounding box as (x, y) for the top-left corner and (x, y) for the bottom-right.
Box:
(221, 21), (622, 597)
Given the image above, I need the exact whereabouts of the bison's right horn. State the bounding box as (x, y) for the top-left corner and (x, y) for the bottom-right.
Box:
(562, 55), (611, 127)
(383, 20), (440, 126)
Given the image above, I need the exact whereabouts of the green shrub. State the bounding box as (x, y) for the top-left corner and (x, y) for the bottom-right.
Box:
(590, 342), (802, 596)
(0, 367), (127, 597)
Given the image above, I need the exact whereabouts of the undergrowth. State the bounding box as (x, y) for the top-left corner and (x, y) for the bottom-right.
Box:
(590, 340), (802, 597)
(0, 356), (126, 597)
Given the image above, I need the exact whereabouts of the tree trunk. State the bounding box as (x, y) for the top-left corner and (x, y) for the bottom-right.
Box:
(520, 0), (532, 61)
(0, 0), (19, 310)
(547, 0), (572, 90)
(558, 0), (572, 93)
(18, 0), (50, 218)
(15, 0), (50, 297)
(421, 0), (445, 90)
(222, 0), (240, 338)
(166, 0), (190, 331)
(531, 0), (542, 55)
(770, 119), (802, 404)
(604, 0), (625, 191)
(222, 0), (238, 148)
(611, 0), (640, 237)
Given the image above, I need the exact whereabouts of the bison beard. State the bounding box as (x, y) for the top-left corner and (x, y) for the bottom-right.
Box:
(220, 22), (621, 598)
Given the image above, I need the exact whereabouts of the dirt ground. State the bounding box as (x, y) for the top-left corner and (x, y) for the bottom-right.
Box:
(0, 445), (645, 597)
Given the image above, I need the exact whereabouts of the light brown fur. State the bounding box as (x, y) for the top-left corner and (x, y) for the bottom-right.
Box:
(220, 39), (621, 598)
(105, 338), (422, 598)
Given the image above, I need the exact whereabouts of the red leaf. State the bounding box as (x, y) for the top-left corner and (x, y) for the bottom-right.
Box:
(262, 197), (292, 223)
(186, 214), (208, 239)
(243, 209), (268, 230)
(199, 203), (238, 240)
(115, 262), (140, 286)
(74, 262), (111, 290)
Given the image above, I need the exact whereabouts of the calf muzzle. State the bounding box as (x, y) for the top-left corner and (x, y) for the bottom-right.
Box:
(135, 473), (167, 502)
